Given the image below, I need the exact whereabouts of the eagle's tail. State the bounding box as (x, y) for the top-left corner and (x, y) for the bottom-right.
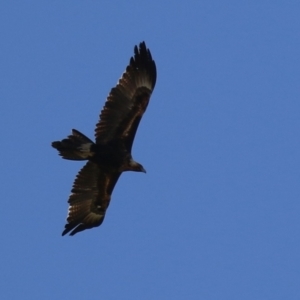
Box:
(52, 129), (95, 160)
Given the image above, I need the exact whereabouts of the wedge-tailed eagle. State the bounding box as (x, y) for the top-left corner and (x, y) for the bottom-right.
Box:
(52, 42), (156, 236)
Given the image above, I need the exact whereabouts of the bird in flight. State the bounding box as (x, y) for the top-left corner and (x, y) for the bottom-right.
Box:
(52, 42), (156, 236)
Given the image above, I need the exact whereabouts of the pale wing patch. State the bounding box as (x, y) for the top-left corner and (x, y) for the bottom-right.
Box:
(134, 71), (153, 91)
(77, 142), (94, 158)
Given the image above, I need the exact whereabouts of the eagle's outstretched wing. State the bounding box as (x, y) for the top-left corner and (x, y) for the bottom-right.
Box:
(62, 161), (121, 236)
(95, 42), (156, 152)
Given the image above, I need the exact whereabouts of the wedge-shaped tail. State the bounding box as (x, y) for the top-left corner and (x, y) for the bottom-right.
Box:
(52, 129), (94, 160)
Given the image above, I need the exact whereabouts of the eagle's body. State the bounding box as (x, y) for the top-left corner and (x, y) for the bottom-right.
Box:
(52, 42), (156, 236)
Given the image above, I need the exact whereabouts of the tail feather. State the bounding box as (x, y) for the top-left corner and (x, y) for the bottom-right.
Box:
(52, 129), (95, 160)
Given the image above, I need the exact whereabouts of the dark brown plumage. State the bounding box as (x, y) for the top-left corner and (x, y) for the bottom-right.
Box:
(52, 42), (156, 236)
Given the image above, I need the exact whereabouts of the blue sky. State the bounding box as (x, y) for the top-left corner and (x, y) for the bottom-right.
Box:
(1, 1), (300, 299)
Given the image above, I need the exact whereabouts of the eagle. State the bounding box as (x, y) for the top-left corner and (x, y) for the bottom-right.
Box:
(52, 42), (156, 236)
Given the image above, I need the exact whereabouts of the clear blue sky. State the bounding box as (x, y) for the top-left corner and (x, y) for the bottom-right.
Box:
(1, 1), (299, 299)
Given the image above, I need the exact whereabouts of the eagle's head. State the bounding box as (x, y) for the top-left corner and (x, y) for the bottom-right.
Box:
(128, 159), (146, 173)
